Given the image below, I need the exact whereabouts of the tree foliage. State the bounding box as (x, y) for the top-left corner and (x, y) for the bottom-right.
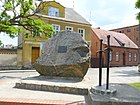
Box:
(135, 0), (140, 21)
(0, 40), (2, 46)
(0, 0), (54, 38)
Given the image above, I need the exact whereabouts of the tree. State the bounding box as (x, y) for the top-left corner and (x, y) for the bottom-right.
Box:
(0, 40), (4, 48)
(135, 0), (140, 72)
(0, 0), (54, 39)
(0, 40), (2, 46)
(135, 0), (140, 21)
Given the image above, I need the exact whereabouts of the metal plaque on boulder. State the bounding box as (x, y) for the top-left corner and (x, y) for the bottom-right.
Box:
(58, 46), (67, 53)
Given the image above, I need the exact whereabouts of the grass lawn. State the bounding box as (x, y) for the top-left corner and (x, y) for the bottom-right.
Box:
(129, 82), (140, 91)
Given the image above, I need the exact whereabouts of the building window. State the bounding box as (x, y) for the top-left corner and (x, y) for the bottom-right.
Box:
(134, 53), (137, 61)
(127, 28), (131, 32)
(65, 26), (73, 31)
(136, 27), (139, 31)
(110, 51), (112, 61)
(116, 52), (119, 61)
(128, 52), (132, 61)
(48, 6), (59, 17)
(78, 28), (85, 39)
(52, 24), (60, 34)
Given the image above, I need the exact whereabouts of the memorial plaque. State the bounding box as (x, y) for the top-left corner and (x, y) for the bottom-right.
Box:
(58, 46), (67, 53)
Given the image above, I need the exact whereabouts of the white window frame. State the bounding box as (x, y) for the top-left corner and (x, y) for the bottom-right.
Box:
(116, 52), (119, 61)
(128, 52), (132, 62)
(134, 53), (137, 61)
(52, 24), (60, 34)
(78, 28), (85, 39)
(65, 26), (73, 31)
(48, 6), (59, 17)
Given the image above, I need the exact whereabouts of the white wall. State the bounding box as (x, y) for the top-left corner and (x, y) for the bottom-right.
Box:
(0, 54), (17, 66)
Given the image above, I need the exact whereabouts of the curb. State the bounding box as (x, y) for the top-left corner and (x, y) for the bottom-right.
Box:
(0, 98), (85, 105)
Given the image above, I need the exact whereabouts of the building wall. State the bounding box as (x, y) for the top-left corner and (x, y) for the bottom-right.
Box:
(17, 48), (22, 67)
(0, 49), (17, 66)
(19, 26), (48, 67)
(36, 16), (91, 42)
(18, 1), (91, 67)
(91, 32), (138, 67)
(111, 25), (139, 46)
(91, 29), (100, 57)
(91, 31), (106, 67)
(20, 17), (91, 68)
(106, 47), (138, 67)
(22, 42), (41, 67)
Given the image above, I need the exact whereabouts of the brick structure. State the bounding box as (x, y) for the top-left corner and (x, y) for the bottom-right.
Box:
(91, 28), (138, 67)
(0, 49), (17, 54)
(110, 25), (139, 46)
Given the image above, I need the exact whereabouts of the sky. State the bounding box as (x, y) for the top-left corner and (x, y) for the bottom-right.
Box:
(0, 0), (139, 46)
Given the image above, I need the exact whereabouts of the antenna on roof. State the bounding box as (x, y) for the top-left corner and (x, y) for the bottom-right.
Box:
(73, 0), (74, 9)
(89, 11), (92, 21)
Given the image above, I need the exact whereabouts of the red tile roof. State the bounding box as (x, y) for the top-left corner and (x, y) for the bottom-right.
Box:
(92, 28), (138, 49)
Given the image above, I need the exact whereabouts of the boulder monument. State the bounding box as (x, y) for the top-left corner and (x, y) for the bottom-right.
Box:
(34, 30), (90, 79)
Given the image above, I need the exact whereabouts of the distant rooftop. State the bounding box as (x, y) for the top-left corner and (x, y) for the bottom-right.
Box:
(92, 28), (138, 49)
(110, 24), (139, 30)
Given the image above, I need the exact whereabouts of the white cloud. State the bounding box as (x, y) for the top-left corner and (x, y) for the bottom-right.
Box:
(90, 20), (99, 27)
(101, 12), (138, 30)
(0, 34), (17, 46)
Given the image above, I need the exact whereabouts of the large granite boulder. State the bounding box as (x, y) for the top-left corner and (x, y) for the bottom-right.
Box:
(34, 30), (90, 79)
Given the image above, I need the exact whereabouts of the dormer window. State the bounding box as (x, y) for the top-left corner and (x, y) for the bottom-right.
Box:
(48, 6), (59, 17)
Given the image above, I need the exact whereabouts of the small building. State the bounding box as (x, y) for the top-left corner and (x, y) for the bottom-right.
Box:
(18, 1), (91, 68)
(110, 24), (139, 46)
(91, 28), (138, 67)
(4, 44), (14, 49)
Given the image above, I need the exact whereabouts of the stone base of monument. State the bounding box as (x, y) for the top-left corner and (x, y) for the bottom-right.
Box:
(90, 84), (117, 96)
(14, 75), (89, 95)
(88, 84), (140, 105)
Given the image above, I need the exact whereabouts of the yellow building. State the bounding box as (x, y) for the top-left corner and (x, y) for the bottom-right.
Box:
(18, 1), (91, 68)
